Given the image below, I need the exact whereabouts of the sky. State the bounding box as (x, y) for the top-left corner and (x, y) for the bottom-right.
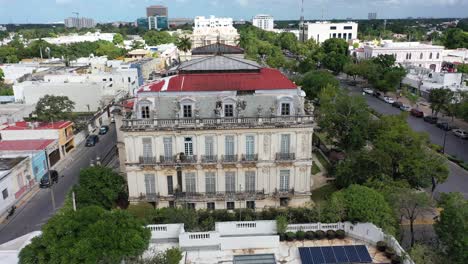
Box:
(0, 0), (467, 24)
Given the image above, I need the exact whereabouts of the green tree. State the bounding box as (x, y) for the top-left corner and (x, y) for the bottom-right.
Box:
(343, 63), (360, 80)
(96, 40), (125, 59)
(434, 192), (468, 264)
(34, 95), (75, 122)
(318, 86), (372, 152)
(321, 38), (350, 73)
(19, 206), (151, 264)
(409, 244), (444, 264)
(428, 88), (454, 116)
(456, 63), (468, 74)
(143, 31), (175, 46)
(276, 215), (288, 235)
(129, 248), (183, 264)
(301, 70), (339, 99)
(175, 35), (192, 53)
(74, 166), (127, 210)
(0, 68), (4, 82)
(112, 33), (124, 45)
(334, 150), (384, 188)
(443, 28), (468, 49)
(131, 40), (145, 49)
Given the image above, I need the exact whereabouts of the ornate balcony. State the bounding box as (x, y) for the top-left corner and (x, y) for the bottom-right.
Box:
(221, 155), (238, 163)
(174, 190), (266, 202)
(275, 153), (296, 161)
(201, 155), (218, 163)
(241, 154), (258, 162)
(178, 155), (198, 164)
(122, 115), (314, 131)
(159, 155), (176, 165)
(273, 188), (295, 198)
(139, 156), (157, 165)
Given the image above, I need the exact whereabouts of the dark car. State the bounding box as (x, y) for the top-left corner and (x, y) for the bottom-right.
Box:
(39, 170), (59, 188)
(99, 125), (109, 135)
(85, 135), (99, 147)
(373, 91), (382, 98)
(410, 108), (424, 118)
(392, 101), (403, 108)
(436, 122), (456, 131)
(423, 116), (438, 124)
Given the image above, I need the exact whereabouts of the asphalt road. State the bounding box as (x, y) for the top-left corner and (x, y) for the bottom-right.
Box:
(0, 124), (117, 244)
(340, 80), (468, 199)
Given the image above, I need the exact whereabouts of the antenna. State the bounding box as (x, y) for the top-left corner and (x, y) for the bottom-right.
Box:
(300, 0), (305, 42)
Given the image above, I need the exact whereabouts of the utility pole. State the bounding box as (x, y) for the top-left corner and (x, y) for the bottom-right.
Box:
(300, 0), (305, 42)
(44, 150), (56, 210)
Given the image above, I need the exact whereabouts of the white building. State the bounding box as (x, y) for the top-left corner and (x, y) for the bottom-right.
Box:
(252, 14), (274, 31)
(0, 157), (33, 217)
(39, 32), (114, 46)
(0, 104), (35, 125)
(403, 71), (467, 98)
(301, 21), (358, 43)
(363, 41), (444, 72)
(443, 48), (468, 65)
(64, 17), (96, 29)
(0, 63), (48, 84)
(116, 55), (314, 210)
(191, 16), (240, 48)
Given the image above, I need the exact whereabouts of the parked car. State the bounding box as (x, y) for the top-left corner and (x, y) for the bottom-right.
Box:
(392, 101), (403, 108)
(362, 88), (374, 94)
(39, 170), (59, 188)
(373, 91), (382, 98)
(400, 104), (411, 111)
(85, 135), (99, 147)
(452, 129), (468, 139)
(423, 116), (438, 124)
(99, 125), (109, 135)
(436, 122), (456, 131)
(410, 108), (424, 117)
(384, 96), (395, 104)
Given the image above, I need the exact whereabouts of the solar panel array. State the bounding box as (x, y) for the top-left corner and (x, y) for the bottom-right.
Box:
(299, 245), (373, 264)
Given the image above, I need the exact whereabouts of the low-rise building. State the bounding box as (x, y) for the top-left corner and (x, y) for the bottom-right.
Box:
(0, 157), (33, 216)
(363, 41), (444, 72)
(0, 104), (35, 125)
(191, 16), (240, 48)
(188, 43), (245, 61)
(301, 21), (358, 43)
(0, 121), (74, 158)
(403, 71), (467, 98)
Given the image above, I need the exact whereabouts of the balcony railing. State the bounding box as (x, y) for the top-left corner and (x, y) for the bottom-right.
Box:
(178, 155), (197, 164)
(274, 188), (295, 198)
(174, 190), (266, 201)
(122, 115), (314, 130)
(222, 155), (238, 163)
(275, 152), (296, 161)
(201, 155), (218, 163)
(241, 154), (258, 162)
(139, 156), (157, 165)
(160, 155), (176, 164)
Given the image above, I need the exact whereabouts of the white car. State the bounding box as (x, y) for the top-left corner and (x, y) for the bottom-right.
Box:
(400, 104), (411, 111)
(384, 96), (395, 104)
(452, 129), (468, 139)
(362, 88), (374, 95)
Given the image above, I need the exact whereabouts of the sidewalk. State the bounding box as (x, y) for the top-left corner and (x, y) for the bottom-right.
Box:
(311, 153), (329, 190)
(0, 185), (41, 224)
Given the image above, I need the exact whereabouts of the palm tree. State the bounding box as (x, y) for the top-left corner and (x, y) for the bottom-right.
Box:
(176, 36), (192, 53)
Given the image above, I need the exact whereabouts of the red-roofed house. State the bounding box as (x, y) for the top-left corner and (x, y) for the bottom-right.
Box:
(116, 55), (314, 210)
(0, 121), (74, 158)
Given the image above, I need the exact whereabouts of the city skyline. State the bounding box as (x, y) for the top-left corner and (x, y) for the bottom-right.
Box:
(0, 0), (467, 24)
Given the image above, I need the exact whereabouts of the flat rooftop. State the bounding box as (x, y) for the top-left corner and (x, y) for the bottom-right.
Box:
(0, 139), (55, 151)
(0, 157), (27, 171)
(1, 121), (72, 131)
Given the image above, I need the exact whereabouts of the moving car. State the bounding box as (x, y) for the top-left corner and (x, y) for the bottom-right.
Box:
(392, 101), (403, 108)
(99, 125), (109, 135)
(384, 96), (395, 104)
(410, 108), (424, 117)
(423, 116), (438, 124)
(39, 170), (59, 188)
(436, 122), (456, 131)
(85, 135), (99, 147)
(400, 105), (411, 111)
(452, 129), (468, 139)
(362, 88), (374, 94)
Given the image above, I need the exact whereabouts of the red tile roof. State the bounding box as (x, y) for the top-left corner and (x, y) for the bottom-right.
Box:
(140, 68), (297, 93)
(0, 139), (55, 151)
(1, 121), (73, 130)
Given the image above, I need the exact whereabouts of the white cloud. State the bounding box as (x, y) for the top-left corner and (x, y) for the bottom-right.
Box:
(237, 0), (249, 7)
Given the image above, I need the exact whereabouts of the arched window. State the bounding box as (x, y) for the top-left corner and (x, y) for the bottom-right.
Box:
(436, 53), (440, 59)
(138, 100), (152, 119)
(277, 96), (294, 116)
(222, 97), (236, 117)
(429, 53), (433, 59)
(179, 98), (196, 118)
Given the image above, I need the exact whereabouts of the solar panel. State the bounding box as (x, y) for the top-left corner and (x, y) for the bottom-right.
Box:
(299, 245), (372, 264)
(355, 245), (373, 263)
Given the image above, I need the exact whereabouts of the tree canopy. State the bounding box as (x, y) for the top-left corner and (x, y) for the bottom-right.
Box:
(321, 38), (350, 73)
(34, 95), (75, 122)
(301, 70), (339, 99)
(175, 36), (192, 53)
(143, 31), (175, 46)
(19, 206), (151, 264)
(112, 33), (124, 45)
(428, 88), (455, 116)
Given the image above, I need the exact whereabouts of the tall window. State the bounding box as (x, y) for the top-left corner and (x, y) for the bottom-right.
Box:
(429, 53), (433, 59)
(409, 53), (412, 60)
(205, 172), (216, 194)
(225, 172), (236, 193)
(163, 137), (173, 158)
(280, 134), (291, 154)
(245, 136), (255, 157)
(141, 106), (150, 119)
(420, 53), (423, 59)
(280, 170), (290, 192)
(185, 173), (196, 194)
(245, 171), (256, 192)
(167, 176), (174, 195)
(205, 136), (214, 157)
(184, 137), (193, 156)
(142, 138), (152, 158)
(144, 174), (156, 195)
(225, 136), (235, 156)
(436, 53), (440, 59)
(224, 104), (234, 117)
(281, 103), (291, 116)
(183, 105), (192, 118)
(2, 189), (8, 199)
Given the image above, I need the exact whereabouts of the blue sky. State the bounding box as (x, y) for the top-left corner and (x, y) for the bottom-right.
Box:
(0, 0), (467, 24)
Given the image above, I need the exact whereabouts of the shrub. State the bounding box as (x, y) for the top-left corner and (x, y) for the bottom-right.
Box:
(326, 230), (336, 239)
(336, 229), (345, 239)
(316, 230), (326, 239)
(276, 215), (288, 235)
(279, 234), (286, 241)
(305, 231), (316, 240)
(296, 231), (306, 240)
(390, 255), (401, 264)
(286, 232), (296, 241)
(385, 248), (396, 258)
(376, 241), (387, 252)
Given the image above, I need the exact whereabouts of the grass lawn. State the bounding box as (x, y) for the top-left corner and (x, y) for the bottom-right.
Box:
(311, 163), (321, 175)
(314, 150), (330, 168)
(310, 184), (338, 204)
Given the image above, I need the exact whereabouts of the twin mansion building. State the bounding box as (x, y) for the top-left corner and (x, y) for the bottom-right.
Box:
(116, 55), (314, 210)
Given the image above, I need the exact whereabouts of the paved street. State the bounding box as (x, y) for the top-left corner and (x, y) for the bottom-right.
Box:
(340, 79), (468, 199)
(0, 125), (117, 244)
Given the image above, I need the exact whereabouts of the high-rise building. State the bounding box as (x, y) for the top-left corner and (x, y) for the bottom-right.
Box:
(252, 14), (274, 31)
(136, 17), (149, 29)
(146, 5), (168, 17)
(368, 12), (377, 20)
(64, 17), (96, 29)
